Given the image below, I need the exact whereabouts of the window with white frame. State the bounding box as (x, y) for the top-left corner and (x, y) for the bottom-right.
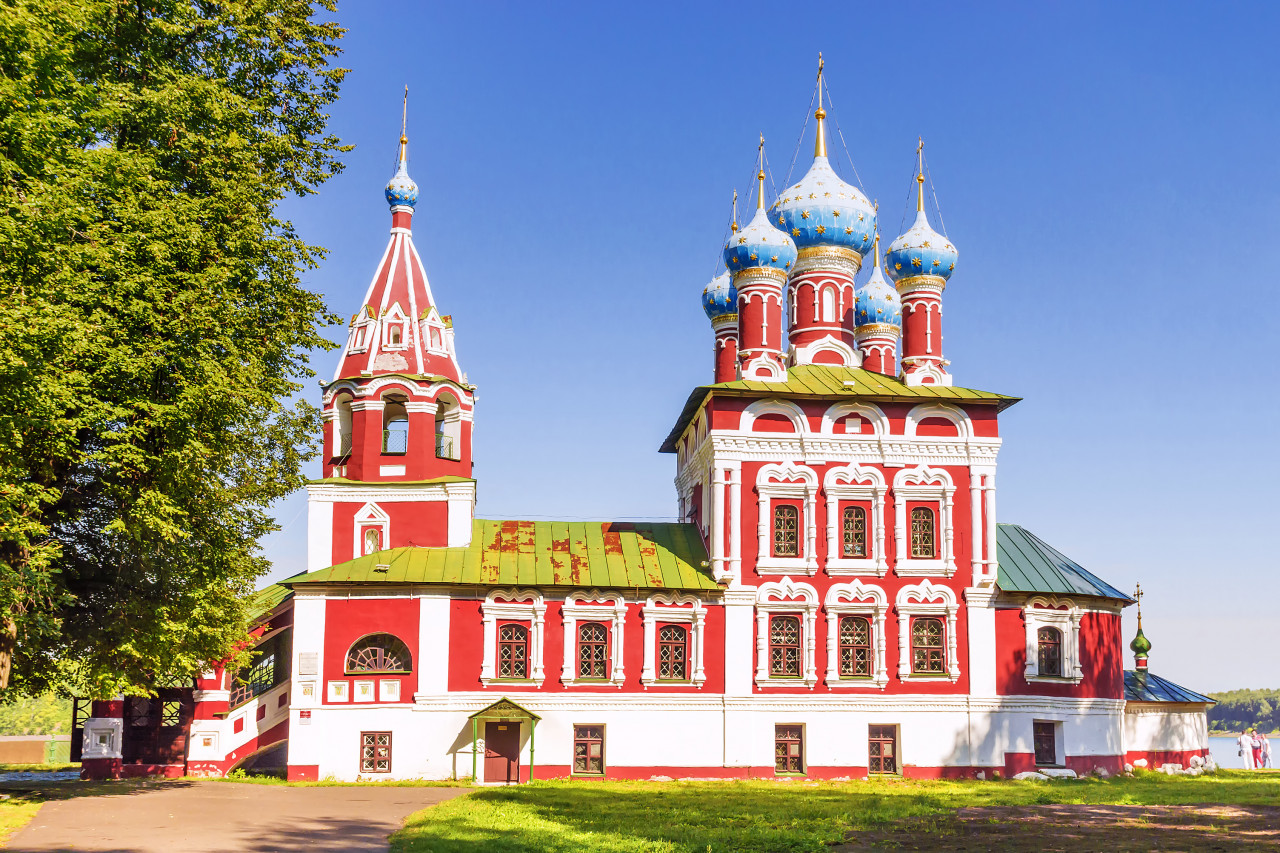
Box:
(382, 303), (410, 350)
(352, 503), (390, 560)
(349, 307), (375, 353)
(1023, 597), (1084, 684)
(892, 467), (956, 577)
(755, 579), (819, 688)
(756, 463), (819, 575)
(824, 581), (889, 688)
(640, 592), (707, 687)
(823, 465), (888, 576)
(561, 591), (626, 687)
(895, 581), (960, 681)
(480, 589), (546, 686)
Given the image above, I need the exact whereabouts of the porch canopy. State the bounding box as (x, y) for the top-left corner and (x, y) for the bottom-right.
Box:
(469, 698), (541, 782)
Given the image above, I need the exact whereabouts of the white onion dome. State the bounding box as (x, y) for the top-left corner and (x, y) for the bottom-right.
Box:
(723, 175), (798, 275)
(702, 272), (737, 319)
(885, 184), (957, 284)
(773, 159), (876, 255)
(855, 241), (902, 328)
(384, 155), (419, 209)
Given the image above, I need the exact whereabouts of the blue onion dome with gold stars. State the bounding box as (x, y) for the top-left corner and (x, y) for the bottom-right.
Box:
(885, 177), (957, 285)
(772, 110), (876, 255)
(385, 133), (418, 209)
(702, 272), (737, 319)
(855, 237), (901, 328)
(723, 171), (798, 275)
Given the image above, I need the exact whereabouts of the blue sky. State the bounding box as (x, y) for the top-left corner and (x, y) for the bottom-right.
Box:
(264, 2), (1280, 692)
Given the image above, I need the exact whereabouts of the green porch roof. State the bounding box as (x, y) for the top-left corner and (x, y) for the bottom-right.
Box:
(247, 583), (292, 624)
(286, 518), (719, 591)
(1124, 670), (1214, 704)
(996, 524), (1132, 602)
(661, 365), (1019, 452)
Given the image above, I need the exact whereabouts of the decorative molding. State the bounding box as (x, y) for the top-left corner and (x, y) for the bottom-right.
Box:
(561, 590), (627, 688)
(480, 589), (546, 687)
(823, 582), (889, 689)
(895, 580), (961, 682)
(640, 592), (708, 688)
(755, 578), (820, 688)
(755, 463), (819, 575)
(1023, 596), (1085, 685)
(892, 466), (957, 578)
(822, 464), (888, 576)
(352, 502), (390, 560)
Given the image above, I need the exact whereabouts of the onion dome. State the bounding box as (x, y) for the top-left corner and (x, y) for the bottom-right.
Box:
(702, 272), (737, 319)
(885, 173), (957, 284)
(855, 236), (901, 328)
(384, 120), (419, 209)
(723, 167), (798, 274)
(772, 96), (876, 255)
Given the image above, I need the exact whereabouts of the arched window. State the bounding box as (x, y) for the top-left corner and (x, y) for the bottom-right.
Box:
(435, 392), (461, 460)
(773, 505), (799, 557)
(382, 395), (408, 455)
(910, 507), (935, 558)
(362, 527), (382, 555)
(838, 615), (872, 677)
(1037, 626), (1062, 677)
(768, 614), (801, 677)
(334, 396), (353, 458)
(821, 287), (835, 322)
(387, 324), (403, 346)
(657, 624), (688, 681)
(842, 507), (867, 557)
(910, 617), (944, 674)
(577, 622), (609, 679)
(345, 634), (412, 674)
(498, 623), (528, 679)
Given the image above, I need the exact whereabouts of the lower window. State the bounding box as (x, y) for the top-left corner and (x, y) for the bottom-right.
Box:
(868, 724), (898, 774)
(573, 725), (605, 775)
(774, 724), (804, 774)
(360, 731), (392, 774)
(910, 616), (945, 674)
(1033, 721), (1059, 766)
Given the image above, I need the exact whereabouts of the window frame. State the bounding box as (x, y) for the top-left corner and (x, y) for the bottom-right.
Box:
(895, 580), (960, 682)
(823, 581), (889, 688)
(560, 591), (627, 687)
(909, 506), (936, 559)
(772, 503), (801, 558)
(656, 623), (689, 682)
(345, 633), (413, 676)
(755, 464), (819, 575)
(868, 724), (899, 775)
(891, 466), (957, 577)
(1037, 626), (1063, 677)
(496, 621), (530, 681)
(359, 731), (392, 774)
(572, 724), (606, 776)
(837, 615), (874, 678)
(823, 465), (888, 576)
(774, 724), (805, 775)
(480, 589), (546, 686)
(755, 579), (820, 688)
(575, 621), (611, 681)
(841, 506), (868, 558)
(351, 502), (391, 561)
(1023, 597), (1084, 684)
(909, 615), (946, 675)
(640, 592), (707, 687)
(1033, 720), (1062, 767)
(768, 614), (803, 679)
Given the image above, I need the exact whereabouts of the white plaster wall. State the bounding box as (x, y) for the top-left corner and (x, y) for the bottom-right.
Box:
(1123, 705), (1208, 752)
(305, 493), (334, 573)
(416, 594), (451, 696)
(285, 594), (327, 770)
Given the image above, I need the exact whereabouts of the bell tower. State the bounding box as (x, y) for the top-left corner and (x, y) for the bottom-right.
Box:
(307, 91), (476, 570)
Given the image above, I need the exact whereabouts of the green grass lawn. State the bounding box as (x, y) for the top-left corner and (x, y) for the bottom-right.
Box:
(0, 763), (78, 773)
(0, 795), (43, 848)
(390, 771), (1280, 853)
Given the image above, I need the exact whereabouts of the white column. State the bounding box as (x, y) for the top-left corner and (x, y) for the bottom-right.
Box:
(711, 467), (727, 580)
(723, 589), (756, 696)
(640, 608), (656, 685)
(416, 593), (450, 697)
(728, 464), (742, 581)
(964, 586), (998, 697)
(970, 472), (984, 580)
(286, 593), (327, 771)
(305, 488), (333, 574)
(985, 473), (998, 573)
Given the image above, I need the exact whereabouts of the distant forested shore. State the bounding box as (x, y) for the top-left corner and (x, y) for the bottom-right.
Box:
(1208, 688), (1280, 733)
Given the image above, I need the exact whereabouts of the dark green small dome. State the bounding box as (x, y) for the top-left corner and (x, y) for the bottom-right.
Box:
(1130, 626), (1152, 655)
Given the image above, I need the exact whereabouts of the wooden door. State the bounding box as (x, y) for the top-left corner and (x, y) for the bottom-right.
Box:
(484, 722), (520, 784)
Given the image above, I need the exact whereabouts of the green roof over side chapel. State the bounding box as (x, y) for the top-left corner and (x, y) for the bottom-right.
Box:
(996, 523), (1132, 602)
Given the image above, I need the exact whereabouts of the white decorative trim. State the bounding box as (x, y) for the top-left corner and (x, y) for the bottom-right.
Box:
(904, 403), (971, 440)
(480, 589), (546, 686)
(895, 580), (960, 682)
(741, 354), (786, 381)
(81, 718), (124, 759)
(823, 464), (888, 576)
(823, 582), (889, 688)
(818, 402), (889, 436)
(901, 356), (953, 387)
(352, 502), (390, 560)
(1024, 596), (1084, 684)
(791, 336), (859, 368)
(740, 399), (807, 434)
(561, 590), (627, 687)
(640, 592), (707, 688)
(755, 463), (819, 575)
(755, 578), (820, 688)
(892, 466), (957, 577)
(308, 481), (476, 505)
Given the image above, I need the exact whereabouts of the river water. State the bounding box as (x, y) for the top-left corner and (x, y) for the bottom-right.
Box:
(1209, 735), (1275, 769)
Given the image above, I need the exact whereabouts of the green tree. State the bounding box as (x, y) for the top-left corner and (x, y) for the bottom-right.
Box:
(0, 0), (347, 698)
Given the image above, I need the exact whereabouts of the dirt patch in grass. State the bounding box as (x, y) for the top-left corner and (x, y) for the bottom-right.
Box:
(836, 803), (1280, 851)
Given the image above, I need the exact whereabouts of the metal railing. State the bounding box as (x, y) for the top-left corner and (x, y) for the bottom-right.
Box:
(382, 429), (408, 455)
(436, 434), (459, 460)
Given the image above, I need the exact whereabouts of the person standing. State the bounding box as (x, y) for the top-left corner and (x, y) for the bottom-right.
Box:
(1239, 729), (1255, 769)
(1262, 732), (1272, 769)
(1252, 729), (1265, 770)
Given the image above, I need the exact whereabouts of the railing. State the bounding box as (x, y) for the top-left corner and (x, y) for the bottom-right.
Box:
(436, 434), (459, 460)
(382, 429), (408, 455)
(338, 431), (352, 457)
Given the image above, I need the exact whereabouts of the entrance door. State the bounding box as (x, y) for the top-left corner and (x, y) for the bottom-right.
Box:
(484, 721), (520, 784)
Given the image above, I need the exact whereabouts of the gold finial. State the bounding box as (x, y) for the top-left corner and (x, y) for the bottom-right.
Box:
(757, 134), (767, 210)
(814, 53), (827, 158)
(872, 231), (880, 267)
(916, 136), (925, 212)
(1133, 582), (1143, 627)
(730, 189), (739, 233)
(399, 86), (409, 163)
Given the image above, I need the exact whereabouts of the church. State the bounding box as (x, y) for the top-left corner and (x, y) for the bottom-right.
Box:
(76, 67), (1213, 783)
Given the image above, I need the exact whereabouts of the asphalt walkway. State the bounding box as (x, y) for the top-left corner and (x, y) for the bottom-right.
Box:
(7, 780), (470, 852)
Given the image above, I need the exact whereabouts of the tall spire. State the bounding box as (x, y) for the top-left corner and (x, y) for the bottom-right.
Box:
(730, 189), (738, 233)
(757, 133), (767, 210)
(399, 85), (409, 163)
(814, 53), (827, 159)
(916, 137), (925, 212)
(384, 86), (419, 211)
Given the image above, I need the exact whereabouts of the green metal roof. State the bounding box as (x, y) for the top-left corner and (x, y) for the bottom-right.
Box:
(247, 583), (292, 624)
(996, 524), (1132, 602)
(1125, 670), (1214, 704)
(286, 519), (719, 591)
(308, 476), (475, 487)
(661, 365), (1019, 452)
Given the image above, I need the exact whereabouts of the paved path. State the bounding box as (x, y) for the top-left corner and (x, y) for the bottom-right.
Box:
(7, 780), (470, 852)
